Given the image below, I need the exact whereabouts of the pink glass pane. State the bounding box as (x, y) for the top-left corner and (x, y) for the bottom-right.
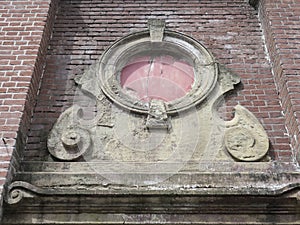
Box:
(120, 56), (194, 102)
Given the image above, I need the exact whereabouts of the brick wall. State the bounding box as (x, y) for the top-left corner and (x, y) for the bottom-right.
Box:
(0, 0), (58, 218)
(26, 0), (292, 163)
(258, 0), (300, 164)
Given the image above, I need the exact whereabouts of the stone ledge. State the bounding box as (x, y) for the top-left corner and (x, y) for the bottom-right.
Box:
(7, 171), (300, 197)
(3, 191), (300, 224)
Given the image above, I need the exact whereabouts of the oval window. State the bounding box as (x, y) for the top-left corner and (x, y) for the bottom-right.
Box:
(120, 55), (194, 102)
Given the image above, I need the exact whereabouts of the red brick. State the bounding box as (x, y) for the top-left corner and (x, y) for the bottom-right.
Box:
(0, 0), (59, 212)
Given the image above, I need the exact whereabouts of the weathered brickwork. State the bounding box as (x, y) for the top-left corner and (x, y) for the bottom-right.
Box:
(25, 0), (291, 163)
(258, 0), (300, 164)
(1, 0), (300, 221)
(0, 0), (58, 217)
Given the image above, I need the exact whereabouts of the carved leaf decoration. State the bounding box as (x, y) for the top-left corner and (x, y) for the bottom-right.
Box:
(224, 105), (269, 161)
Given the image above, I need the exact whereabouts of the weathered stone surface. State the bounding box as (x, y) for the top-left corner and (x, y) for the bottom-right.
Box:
(97, 23), (218, 114)
(43, 21), (272, 185)
(225, 105), (269, 161)
(47, 106), (91, 161)
(146, 100), (170, 130)
(148, 19), (165, 42)
(3, 178), (300, 224)
(5, 20), (298, 225)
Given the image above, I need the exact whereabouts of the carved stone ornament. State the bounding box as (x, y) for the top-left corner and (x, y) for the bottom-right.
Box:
(146, 99), (171, 130)
(48, 106), (91, 160)
(97, 20), (218, 114)
(5, 20), (300, 225)
(225, 105), (269, 161)
(47, 20), (269, 170)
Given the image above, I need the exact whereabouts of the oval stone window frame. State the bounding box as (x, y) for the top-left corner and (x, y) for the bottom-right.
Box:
(98, 28), (218, 114)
